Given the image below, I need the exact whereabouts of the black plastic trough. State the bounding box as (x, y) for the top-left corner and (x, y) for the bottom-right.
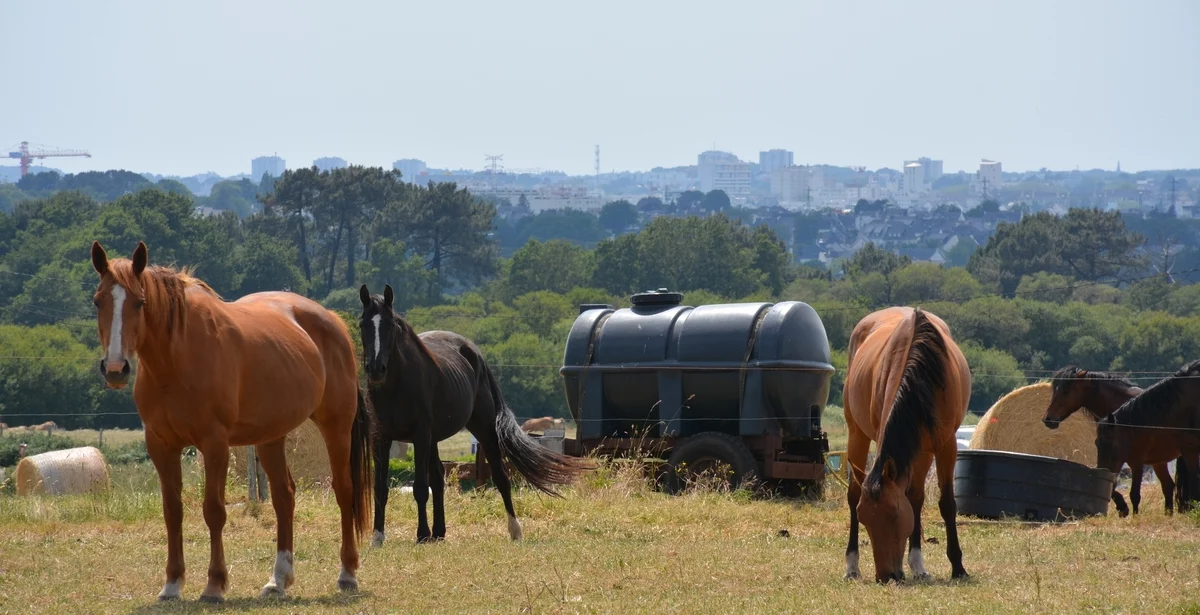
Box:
(953, 450), (1117, 522)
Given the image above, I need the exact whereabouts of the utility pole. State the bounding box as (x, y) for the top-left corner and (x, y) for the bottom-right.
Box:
(1170, 176), (1178, 215)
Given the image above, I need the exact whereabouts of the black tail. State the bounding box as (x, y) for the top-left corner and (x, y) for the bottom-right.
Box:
(349, 387), (374, 542)
(486, 369), (594, 496)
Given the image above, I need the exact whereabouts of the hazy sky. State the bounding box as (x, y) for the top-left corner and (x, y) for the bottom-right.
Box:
(4, 0), (1198, 178)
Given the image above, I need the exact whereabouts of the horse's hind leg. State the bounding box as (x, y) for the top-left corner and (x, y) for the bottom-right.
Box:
(905, 453), (934, 580)
(256, 438), (297, 598)
(476, 428), (522, 540)
(412, 426), (434, 543)
(372, 436), (392, 547)
(1152, 463), (1174, 515)
(933, 444), (968, 579)
(428, 443), (447, 540)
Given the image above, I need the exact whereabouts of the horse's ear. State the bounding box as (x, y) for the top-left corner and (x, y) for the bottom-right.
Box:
(91, 241), (109, 276)
(359, 284), (371, 307)
(881, 458), (897, 482)
(383, 284), (394, 309)
(131, 242), (148, 276)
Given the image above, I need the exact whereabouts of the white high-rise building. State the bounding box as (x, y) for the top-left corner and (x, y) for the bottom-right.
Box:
(771, 165), (824, 204)
(975, 159), (1003, 195)
(393, 158), (428, 182)
(904, 157), (943, 183)
(251, 155), (286, 182)
(758, 149), (794, 175)
(903, 162), (928, 194)
(697, 150), (751, 201)
(314, 156), (348, 171)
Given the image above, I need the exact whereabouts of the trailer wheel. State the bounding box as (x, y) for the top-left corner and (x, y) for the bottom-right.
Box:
(662, 432), (758, 494)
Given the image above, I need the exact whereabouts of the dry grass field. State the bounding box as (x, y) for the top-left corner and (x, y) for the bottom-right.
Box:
(1, 448), (1199, 615)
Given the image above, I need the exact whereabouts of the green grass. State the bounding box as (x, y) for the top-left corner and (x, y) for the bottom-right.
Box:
(1, 457), (1198, 614)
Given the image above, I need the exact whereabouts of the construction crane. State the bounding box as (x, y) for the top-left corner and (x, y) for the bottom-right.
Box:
(7, 141), (91, 177)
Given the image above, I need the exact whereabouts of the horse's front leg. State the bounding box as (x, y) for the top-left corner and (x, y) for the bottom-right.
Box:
(146, 430), (185, 601)
(198, 438), (231, 603)
(934, 445), (968, 579)
(372, 435), (392, 547)
(1151, 462), (1174, 515)
(843, 424), (870, 580)
(1128, 463), (1145, 515)
(411, 426), (433, 543)
(905, 453), (934, 580)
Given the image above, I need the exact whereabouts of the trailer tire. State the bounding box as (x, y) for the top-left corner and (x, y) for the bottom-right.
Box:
(662, 432), (758, 494)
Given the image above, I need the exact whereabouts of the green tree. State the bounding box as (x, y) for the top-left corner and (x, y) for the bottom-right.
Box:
(396, 182), (498, 302)
(591, 233), (643, 295)
(355, 237), (434, 312)
(263, 166), (323, 286)
(235, 232), (308, 296)
(598, 200), (638, 236)
(508, 239), (596, 297)
(701, 189), (732, 213)
(959, 341), (1025, 412)
(511, 291), (574, 338)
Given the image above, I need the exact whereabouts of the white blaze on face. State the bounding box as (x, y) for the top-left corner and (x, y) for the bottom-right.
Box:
(371, 314), (383, 360)
(106, 285), (127, 367)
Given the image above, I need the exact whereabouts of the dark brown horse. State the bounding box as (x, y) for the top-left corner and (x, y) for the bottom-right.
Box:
(843, 307), (971, 584)
(359, 284), (593, 545)
(1042, 366), (1190, 515)
(91, 242), (373, 602)
(1095, 361), (1200, 515)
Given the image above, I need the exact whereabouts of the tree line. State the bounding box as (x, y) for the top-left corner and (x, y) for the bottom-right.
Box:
(0, 166), (1195, 429)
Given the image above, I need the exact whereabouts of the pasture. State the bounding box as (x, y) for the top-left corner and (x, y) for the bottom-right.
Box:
(1, 430), (1198, 614)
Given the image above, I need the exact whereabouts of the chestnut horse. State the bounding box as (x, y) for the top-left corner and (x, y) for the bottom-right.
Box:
(1095, 361), (1200, 515)
(90, 242), (372, 603)
(843, 307), (971, 584)
(1042, 366), (1191, 515)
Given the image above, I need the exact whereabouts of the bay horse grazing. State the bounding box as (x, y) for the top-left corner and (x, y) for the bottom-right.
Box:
(359, 284), (593, 545)
(842, 307), (971, 584)
(90, 241), (373, 603)
(1094, 360), (1200, 516)
(1042, 366), (1190, 515)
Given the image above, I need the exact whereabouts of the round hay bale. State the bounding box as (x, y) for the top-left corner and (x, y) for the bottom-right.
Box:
(15, 446), (110, 497)
(969, 382), (1096, 466)
(228, 421), (331, 486)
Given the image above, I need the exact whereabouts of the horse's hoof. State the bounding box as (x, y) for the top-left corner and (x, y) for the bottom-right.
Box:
(952, 570), (970, 580)
(198, 594), (224, 604)
(157, 594), (179, 602)
(843, 572), (860, 581)
(371, 530), (385, 548)
(337, 568), (359, 593)
(416, 535), (433, 544)
(260, 584), (287, 599)
(912, 572), (931, 581)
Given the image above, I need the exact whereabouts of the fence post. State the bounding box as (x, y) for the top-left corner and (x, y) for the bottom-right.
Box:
(247, 447), (258, 501)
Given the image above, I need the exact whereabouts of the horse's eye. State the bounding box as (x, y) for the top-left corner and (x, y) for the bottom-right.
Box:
(135, 300), (146, 309)
(93, 299), (100, 308)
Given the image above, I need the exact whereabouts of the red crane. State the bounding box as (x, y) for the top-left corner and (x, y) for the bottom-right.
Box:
(7, 141), (91, 177)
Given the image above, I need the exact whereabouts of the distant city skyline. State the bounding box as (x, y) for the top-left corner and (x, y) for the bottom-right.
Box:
(4, 0), (1198, 178)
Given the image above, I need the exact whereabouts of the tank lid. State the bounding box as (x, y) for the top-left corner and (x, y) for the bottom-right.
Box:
(578, 303), (613, 314)
(630, 288), (684, 307)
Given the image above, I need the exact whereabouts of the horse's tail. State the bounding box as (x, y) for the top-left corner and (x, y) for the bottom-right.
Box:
(486, 367), (594, 496)
(349, 387), (374, 542)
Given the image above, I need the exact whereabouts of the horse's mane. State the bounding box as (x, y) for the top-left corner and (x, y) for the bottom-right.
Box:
(108, 258), (220, 338)
(1051, 365), (1137, 393)
(865, 309), (946, 499)
(387, 309), (440, 368)
(1112, 360), (1200, 427)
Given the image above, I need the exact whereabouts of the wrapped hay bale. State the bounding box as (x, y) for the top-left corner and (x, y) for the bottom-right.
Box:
(969, 382), (1096, 466)
(15, 446), (110, 496)
(228, 420), (331, 486)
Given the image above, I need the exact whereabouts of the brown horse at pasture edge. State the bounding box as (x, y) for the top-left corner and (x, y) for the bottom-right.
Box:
(842, 306), (971, 584)
(90, 241), (373, 603)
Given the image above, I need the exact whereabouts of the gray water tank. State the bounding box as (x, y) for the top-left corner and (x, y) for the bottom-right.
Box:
(560, 289), (834, 442)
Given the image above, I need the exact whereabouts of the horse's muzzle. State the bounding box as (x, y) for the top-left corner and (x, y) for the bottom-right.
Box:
(366, 367), (386, 385)
(1042, 418), (1061, 430)
(101, 359), (131, 388)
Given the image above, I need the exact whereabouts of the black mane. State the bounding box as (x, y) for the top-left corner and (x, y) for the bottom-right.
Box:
(865, 309), (947, 499)
(1111, 360), (1200, 427)
(1050, 365), (1137, 394)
